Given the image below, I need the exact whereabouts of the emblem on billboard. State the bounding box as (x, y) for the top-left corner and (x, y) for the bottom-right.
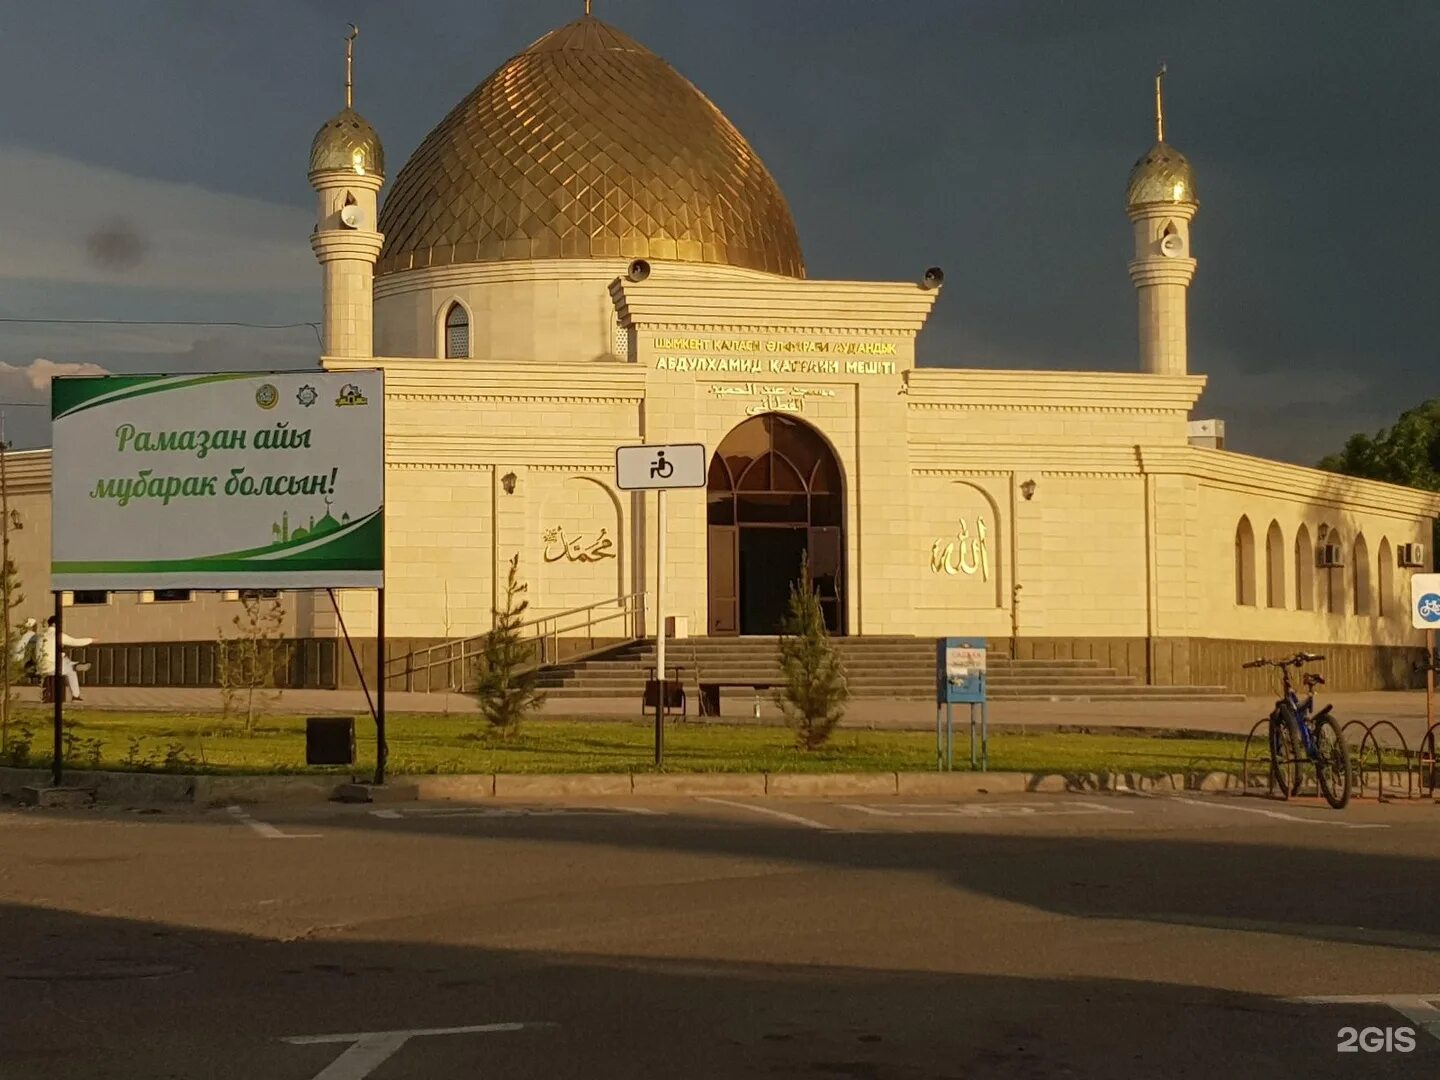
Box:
(296, 385), (319, 408)
(255, 383), (279, 410)
(335, 384), (368, 407)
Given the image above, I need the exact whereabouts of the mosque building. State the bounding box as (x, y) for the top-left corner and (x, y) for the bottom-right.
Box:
(6, 9), (1438, 693)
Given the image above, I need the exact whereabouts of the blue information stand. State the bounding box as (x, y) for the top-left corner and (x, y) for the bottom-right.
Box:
(936, 637), (988, 771)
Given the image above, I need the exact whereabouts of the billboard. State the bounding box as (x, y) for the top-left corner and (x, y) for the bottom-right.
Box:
(51, 371), (383, 590)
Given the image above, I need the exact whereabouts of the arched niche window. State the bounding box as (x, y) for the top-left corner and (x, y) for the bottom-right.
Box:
(1353, 534), (1372, 615)
(1235, 516), (1257, 606)
(443, 302), (470, 359)
(1265, 520), (1285, 608)
(1378, 537), (1395, 618)
(1321, 525), (1346, 615)
(1294, 525), (1314, 612)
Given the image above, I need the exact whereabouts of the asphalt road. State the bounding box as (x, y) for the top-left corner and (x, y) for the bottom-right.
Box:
(2, 790), (1438, 1078)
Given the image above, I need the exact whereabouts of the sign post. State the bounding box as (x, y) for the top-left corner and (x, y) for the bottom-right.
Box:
(616, 443), (706, 767)
(1411, 574), (1440, 731)
(936, 637), (988, 771)
(50, 371), (385, 786)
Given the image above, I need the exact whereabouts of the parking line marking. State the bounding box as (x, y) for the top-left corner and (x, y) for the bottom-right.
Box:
(367, 806), (664, 820)
(696, 797), (832, 831)
(284, 1022), (557, 1080)
(841, 801), (1133, 819)
(1169, 797), (1386, 829)
(227, 805), (321, 839)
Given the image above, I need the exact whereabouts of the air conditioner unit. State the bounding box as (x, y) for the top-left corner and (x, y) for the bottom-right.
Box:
(1399, 542), (1427, 568)
(1316, 544), (1344, 568)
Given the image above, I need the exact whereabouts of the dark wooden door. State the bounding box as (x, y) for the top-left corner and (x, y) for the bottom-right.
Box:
(808, 526), (844, 634)
(708, 525), (739, 634)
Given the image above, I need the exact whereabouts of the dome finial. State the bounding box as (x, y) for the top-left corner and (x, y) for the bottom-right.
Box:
(1154, 61), (1166, 143)
(345, 23), (358, 109)
(584, 0), (593, 15)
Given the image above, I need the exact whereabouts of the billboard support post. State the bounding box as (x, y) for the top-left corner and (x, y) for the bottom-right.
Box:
(375, 586), (386, 785)
(51, 591), (63, 787)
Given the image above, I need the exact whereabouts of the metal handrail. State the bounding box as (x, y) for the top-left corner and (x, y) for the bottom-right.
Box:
(388, 591), (648, 693)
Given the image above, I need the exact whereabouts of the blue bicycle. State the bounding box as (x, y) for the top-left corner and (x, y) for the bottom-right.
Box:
(1243, 652), (1351, 809)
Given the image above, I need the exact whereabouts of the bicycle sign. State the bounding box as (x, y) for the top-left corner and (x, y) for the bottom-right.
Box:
(615, 443), (706, 491)
(1411, 574), (1440, 629)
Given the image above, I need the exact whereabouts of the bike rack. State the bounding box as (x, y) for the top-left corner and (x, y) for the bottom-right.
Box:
(1242, 718), (1276, 796)
(1340, 719), (1373, 799)
(1245, 714), (1435, 803)
(1421, 724), (1439, 799)
(1355, 720), (1413, 802)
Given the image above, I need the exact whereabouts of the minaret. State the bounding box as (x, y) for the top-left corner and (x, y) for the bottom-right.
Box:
(308, 25), (385, 359)
(1126, 65), (1198, 376)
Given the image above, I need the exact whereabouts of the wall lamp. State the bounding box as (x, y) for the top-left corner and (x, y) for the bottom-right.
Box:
(8, 509), (21, 530)
(501, 472), (517, 495)
(1020, 478), (1037, 501)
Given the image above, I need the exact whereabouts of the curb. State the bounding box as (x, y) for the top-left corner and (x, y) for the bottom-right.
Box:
(1, 765), (1254, 806)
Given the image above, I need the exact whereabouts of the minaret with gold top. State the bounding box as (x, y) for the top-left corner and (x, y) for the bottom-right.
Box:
(309, 25), (385, 359)
(1126, 65), (1198, 376)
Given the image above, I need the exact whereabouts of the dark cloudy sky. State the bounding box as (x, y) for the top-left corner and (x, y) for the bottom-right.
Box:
(0, 0), (1435, 463)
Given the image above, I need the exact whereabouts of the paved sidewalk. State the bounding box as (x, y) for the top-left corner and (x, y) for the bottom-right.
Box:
(13, 684), (1439, 739)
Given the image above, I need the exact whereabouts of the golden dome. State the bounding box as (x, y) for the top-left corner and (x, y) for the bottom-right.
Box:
(309, 107), (385, 179)
(1126, 142), (1197, 210)
(376, 16), (804, 278)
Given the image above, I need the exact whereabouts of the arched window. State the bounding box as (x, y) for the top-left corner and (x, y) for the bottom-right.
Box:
(1294, 525), (1314, 611)
(1235, 516), (1257, 606)
(444, 302), (469, 359)
(1322, 525), (1346, 615)
(1353, 534), (1372, 615)
(1378, 537), (1395, 618)
(1265, 520), (1285, 608)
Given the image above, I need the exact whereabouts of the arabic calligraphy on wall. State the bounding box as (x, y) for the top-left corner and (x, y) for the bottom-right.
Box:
(543, 526), (616, 564)
(707, 383), (838, 416)
(930, 517), (991, 581)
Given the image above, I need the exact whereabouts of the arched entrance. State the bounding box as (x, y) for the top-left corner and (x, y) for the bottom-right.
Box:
(707, 414), (845, 635)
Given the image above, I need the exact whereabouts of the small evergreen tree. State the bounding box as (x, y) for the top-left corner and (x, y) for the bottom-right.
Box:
(0, 556), (23, 749)
(774, 552), (849, 749)
(216, 592), (291, 735)
(476, 554), (545, 736)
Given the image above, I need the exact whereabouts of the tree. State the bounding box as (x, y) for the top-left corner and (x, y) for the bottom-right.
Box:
(774, 552), (849, 749)
(216, 593), (291, 735)
(475, 554), (545, 736)
(1318, 399), (1440, 549)
(0, 416), (24, 748)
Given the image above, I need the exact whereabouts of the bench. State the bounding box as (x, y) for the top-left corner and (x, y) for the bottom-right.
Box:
(698, 681), (781, 719)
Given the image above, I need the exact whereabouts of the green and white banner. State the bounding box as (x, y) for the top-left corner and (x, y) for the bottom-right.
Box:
(51, 371), (384, 589)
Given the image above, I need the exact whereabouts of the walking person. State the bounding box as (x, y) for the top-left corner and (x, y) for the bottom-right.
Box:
(37, 616), (93, 703)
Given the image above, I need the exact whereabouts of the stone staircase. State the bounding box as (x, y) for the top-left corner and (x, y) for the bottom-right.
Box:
(535, 636), (1243, 702)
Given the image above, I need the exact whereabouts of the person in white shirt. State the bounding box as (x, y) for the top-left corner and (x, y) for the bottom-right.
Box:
(36, 616), (93, 702)
(12, 618), (38, 676)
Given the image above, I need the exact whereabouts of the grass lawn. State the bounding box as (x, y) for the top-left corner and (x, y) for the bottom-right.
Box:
(1, 707), (1253, 777)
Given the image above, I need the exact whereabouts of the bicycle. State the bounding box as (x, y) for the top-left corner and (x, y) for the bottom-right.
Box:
(1242, 652), (1351, 809)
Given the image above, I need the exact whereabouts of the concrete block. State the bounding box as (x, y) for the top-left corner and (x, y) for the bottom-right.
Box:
(414, 775), (496, 801)
(18, 785), (94, 808)
(91, 771), (195, 805)
(895, 772), (1028, 796)
(765, 772), (897, 797)
(192, 775), (339, 806)
(1196, 770), (1239, 792)
(0, 767), (53, 797)
(493, 773), (634, 797)
(332, 781), (421, 804)
(1026, 773), (1092, 793)
(631, 772), (767, 797)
